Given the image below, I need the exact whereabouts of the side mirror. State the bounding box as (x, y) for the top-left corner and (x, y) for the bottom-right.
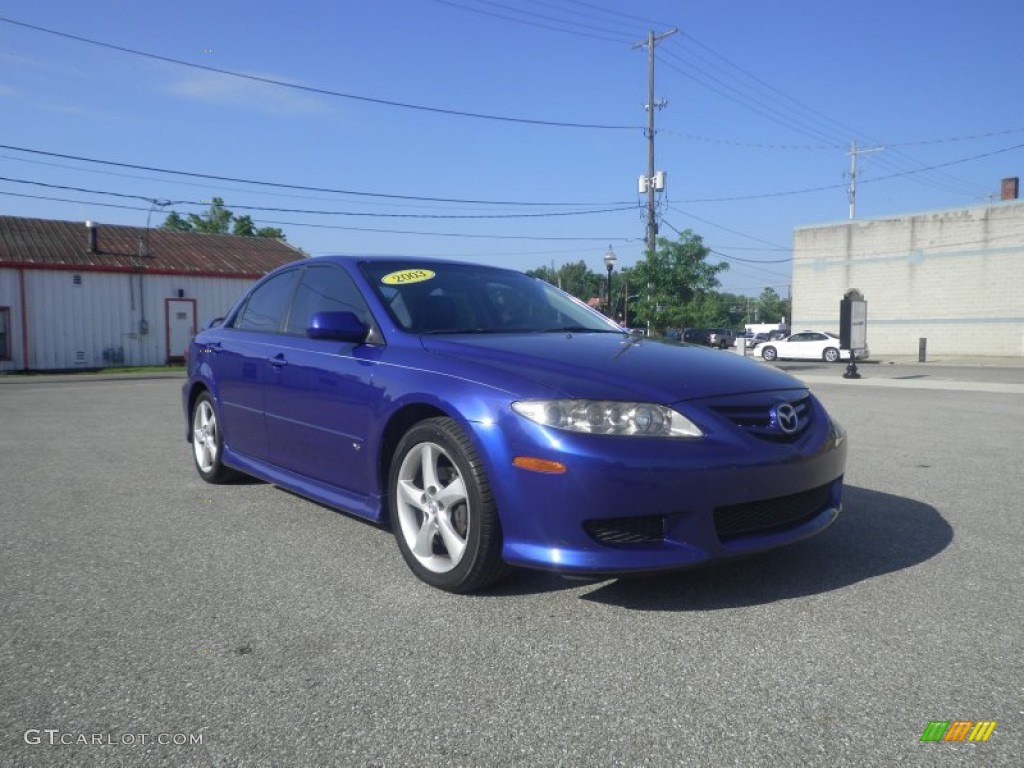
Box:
(307, 311), (368, 342)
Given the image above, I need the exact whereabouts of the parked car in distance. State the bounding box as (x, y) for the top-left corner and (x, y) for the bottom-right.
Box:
(759, 331), (870, 363)
(746, 332), (770, 350)
(184, 256), (847, 593)
(707, 328), (737, 349)
(746, 329), (788, 350)
(682, 327), (711, 345)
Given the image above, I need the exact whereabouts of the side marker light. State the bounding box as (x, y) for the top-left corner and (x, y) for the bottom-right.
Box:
(512, 456), (567, 474)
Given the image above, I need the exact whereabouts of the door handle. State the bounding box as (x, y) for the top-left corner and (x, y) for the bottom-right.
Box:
(268, 353), (288, 368)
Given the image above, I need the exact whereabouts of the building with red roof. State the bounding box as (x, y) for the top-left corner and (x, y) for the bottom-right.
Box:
(0, 215), (303, 371)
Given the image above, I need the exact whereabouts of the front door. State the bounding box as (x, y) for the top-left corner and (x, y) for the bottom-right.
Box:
(166, 298), (197, 363)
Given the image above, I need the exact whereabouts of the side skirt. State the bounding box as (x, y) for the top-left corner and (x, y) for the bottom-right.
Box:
(222, 447), (386, 524)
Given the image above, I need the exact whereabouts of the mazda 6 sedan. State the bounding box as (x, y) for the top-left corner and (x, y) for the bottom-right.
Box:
(184, 256), (847, 593)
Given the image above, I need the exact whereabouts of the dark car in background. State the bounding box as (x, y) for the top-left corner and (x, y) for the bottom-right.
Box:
(682, 328), (711, 345)
(184, 256), (847, 593)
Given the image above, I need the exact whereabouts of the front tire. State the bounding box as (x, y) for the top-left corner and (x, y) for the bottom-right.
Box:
(761, 346), (778, 361)
(191, 392), (236, 483)
(823, 347), (840, 363)
(389, 417), (507, 593)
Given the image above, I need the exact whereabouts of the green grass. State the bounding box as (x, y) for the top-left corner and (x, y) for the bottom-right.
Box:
(1, 364), (185, 377)
(87, 364), (186, 375)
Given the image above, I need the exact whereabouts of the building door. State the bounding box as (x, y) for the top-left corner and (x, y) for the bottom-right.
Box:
(165, 298), (197, 363)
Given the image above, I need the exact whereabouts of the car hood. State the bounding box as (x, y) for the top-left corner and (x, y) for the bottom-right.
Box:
(420, 333), (805, 402)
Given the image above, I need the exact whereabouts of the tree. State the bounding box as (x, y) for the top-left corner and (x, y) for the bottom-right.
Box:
(231, 214), (257, 237)
(187, 197), (234, 234)
(161, 198), (288, 241)
(526, 260), (603, 304)
(756, 287), (790, 326)
(625, 230), (729, 333)
(162, 211), (191, 232)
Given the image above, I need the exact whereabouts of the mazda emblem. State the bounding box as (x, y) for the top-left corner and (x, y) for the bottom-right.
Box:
(775, 403), (799, 434)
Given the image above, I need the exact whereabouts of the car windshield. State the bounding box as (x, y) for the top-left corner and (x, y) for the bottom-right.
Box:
(360, 261), (624, 335)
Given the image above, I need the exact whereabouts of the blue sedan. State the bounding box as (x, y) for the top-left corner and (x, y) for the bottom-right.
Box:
(184, 256), (847, 592)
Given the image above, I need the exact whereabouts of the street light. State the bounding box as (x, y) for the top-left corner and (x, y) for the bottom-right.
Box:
(603, 245), (617, 318)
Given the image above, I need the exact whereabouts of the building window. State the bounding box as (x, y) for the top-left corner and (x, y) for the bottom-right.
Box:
(0, 307), (10, 361)
(73, 274), (82, 285)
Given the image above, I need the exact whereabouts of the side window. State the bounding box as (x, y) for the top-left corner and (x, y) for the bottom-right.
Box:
(234, 271), (298, 333)
(286, 265), (372, 336)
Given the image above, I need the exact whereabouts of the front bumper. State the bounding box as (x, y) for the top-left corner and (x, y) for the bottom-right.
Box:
(474, 393), (847, 575)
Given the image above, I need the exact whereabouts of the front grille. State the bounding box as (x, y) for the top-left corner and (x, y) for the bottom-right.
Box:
(710, 395), (813, 442)
(713, 483), (832, 542)
(584, 514), (666, 544)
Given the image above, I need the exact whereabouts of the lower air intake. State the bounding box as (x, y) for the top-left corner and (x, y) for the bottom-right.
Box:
(714, 484), (832, 542)
(584, 515), (666, 545)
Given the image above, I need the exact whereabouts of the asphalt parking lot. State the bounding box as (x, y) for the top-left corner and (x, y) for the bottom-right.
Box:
(1, 367), (1022, 767)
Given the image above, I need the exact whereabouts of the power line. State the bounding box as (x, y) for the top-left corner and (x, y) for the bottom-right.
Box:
(659, 126), (1024, 151)
(242, 217), (638, 242)
(675, 142), (1024, 203)
(666, 33), (997, 199)
(666, 205), (788, 250)
(709, 249), (790, 264)
(0, 189), (152, 214)
(430, 0), (633, 43)
(561, 0), (671, 28)
(0, 144), (634, 207)
(0, 188), (638, 243)
(0, 15), (638, 131)
(0, 176), (636, 220)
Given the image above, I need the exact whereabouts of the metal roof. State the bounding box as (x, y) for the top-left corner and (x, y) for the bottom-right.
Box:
(0, 215), (304, 276)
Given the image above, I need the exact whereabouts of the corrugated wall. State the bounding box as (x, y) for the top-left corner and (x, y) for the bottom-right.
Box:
(0, 268), (256, 371)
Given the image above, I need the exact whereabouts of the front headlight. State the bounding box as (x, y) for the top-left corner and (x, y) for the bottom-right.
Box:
(511, 400), (703, 438)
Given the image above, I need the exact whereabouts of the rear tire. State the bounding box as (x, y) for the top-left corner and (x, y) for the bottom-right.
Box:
(823, 347), (840, 363)
(389, 417), (507, 593)
(761, 346), (777, 361)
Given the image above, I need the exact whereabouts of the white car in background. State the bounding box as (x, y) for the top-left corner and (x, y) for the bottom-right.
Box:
(759, 331), (869, 363)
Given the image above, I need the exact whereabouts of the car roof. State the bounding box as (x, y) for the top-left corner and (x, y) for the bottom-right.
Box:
(304, 254), (514, 270)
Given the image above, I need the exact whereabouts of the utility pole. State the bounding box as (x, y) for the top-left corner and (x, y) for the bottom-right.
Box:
(847, 141), (885, 219)
(633, 28), (677, 254)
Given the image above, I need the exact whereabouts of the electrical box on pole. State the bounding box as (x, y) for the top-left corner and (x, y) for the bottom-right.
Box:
(632, 27), (677, 254)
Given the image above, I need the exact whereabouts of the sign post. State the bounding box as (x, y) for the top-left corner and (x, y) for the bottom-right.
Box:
(839, 289), (867, 380)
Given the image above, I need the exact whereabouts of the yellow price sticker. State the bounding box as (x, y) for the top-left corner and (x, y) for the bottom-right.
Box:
(381, 269), (436, 286)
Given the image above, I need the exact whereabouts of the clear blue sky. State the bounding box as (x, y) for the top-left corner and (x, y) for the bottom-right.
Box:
(2, 0), (1022, 296)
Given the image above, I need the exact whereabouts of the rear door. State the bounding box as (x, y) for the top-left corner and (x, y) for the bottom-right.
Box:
(213, 269), (299, 461)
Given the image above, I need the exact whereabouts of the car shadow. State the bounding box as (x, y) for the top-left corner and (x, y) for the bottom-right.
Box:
(473, 486), (947, 603)
(572, 486), (950, 610)
(268, 485), (950, 604)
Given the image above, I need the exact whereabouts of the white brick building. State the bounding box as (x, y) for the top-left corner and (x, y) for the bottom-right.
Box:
(792, 201), (1024, 358)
